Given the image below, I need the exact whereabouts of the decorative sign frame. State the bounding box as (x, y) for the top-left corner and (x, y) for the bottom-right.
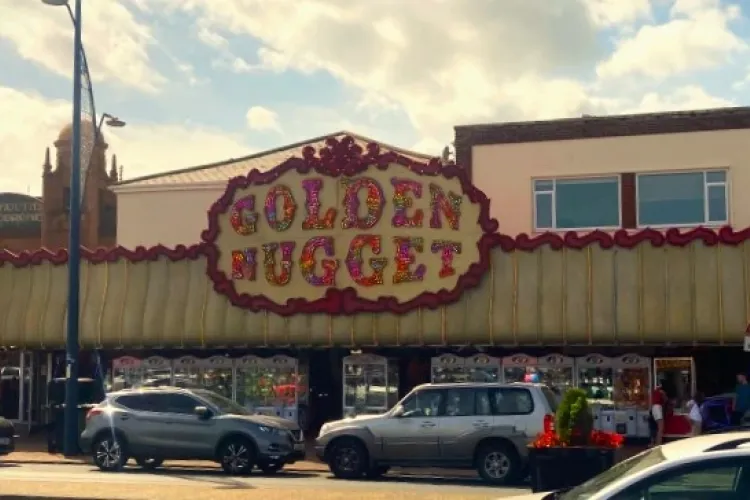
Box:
(201, 136), (499, 316)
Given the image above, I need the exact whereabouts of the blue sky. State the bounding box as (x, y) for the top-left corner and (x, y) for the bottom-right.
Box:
(0, 0), (748, 195)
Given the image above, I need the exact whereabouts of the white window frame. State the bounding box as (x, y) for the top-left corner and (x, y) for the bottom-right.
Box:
(532, 175), (622, 232)
(635, 169), (730, 229)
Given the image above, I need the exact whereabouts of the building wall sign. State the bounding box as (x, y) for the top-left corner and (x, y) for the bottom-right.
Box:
(0, 193), (43, 235)
(202, 136), (499, 315)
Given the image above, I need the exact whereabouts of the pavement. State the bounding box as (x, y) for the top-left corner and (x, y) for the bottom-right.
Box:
(6, 435), (480, 478)
(0, 462), (530, 500)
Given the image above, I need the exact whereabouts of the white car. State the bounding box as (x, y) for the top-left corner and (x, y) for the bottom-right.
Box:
(511, 431), (750, 499)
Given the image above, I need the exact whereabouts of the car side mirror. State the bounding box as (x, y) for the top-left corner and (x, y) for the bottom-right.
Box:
(194, 406), (211, 420)
(392, 405), (405, 418)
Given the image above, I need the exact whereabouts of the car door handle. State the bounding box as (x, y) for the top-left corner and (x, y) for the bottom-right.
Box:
(420, 422), (436, 428)
(119, 415), (129, 421)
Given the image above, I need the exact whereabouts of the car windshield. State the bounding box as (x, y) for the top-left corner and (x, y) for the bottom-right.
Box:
(194, 390), (250, 415)
(557, 446), (666, 499)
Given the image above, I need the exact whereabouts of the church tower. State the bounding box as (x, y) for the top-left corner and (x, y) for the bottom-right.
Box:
(41, 122), (118, 249)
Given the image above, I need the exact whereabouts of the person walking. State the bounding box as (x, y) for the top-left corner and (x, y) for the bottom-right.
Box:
(687, 392), (704, 436)
(650, 385), (667, 446)
(733, 372), (750, 426)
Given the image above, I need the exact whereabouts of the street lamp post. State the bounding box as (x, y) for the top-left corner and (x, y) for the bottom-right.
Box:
(42, 0), (125, 456)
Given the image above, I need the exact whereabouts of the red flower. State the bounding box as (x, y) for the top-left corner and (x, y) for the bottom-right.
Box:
(531, 429), (624, 449)
(531, 430), (565, 448)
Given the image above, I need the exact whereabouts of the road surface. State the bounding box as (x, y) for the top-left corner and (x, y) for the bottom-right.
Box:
(0, 462), (531, 499)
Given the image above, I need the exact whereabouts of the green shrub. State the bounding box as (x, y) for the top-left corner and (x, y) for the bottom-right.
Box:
(555, 388), (593, 446)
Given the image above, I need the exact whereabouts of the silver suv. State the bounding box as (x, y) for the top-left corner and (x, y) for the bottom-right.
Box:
(80, 387), (304, 475)
(315, 382), (558, 485)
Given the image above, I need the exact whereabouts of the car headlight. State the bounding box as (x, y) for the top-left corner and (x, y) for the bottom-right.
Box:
(257, 425), (283, 435)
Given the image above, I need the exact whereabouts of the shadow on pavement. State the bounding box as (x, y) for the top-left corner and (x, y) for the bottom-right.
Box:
(330, 473), (529, 491)
(91, 465), (318, 488)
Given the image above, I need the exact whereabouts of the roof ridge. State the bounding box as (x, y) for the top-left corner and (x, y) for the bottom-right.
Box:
(117, 130), (432, 186)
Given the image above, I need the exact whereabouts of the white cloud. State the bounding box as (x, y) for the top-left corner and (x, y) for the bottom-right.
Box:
(0, 86), (252, 194)
(0, 1), (164, 93)
(597, 0), (746, 80)
(622, 85), (735, 113)
(146, 0), (603, 142)
(583, 0), (653, 27)
(245, 106), (282, 132)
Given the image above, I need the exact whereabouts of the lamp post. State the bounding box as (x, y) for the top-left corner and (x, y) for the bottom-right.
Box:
(42, 0), (125, 456)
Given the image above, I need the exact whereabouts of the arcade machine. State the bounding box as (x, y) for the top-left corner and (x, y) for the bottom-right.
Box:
(140, 356), (173, 387)
(199, 356), (234, 399)
(110, 356), (142, 391)
(342, 354), (399, 417)
(431, 354), (469, 383)
(654, 357), (695, 439)
(612, 354), (651, 438)
(235, 355), (300, 422)
(576, 354), (615, 432)
(465, 354), (502, 383)
(502, 354), (538, 383)
(172, 355), (202, 388)
(537, 354), (575, 395)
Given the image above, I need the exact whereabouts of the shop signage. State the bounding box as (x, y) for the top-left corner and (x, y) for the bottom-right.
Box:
(0, 193), (42, 233)
(202, 137), (497, 315)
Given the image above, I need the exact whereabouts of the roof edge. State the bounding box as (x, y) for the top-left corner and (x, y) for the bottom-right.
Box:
(116, 130), (434, 187)
(454, 106), (750, 146)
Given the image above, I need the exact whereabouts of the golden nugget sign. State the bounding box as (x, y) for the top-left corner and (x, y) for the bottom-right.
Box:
(202, 137), (498, 315)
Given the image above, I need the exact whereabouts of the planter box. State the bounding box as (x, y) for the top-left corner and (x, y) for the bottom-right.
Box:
(528, 446), (616, 493)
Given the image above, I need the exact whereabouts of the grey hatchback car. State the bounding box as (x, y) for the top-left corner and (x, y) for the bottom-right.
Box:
(80, 387), (305, 474)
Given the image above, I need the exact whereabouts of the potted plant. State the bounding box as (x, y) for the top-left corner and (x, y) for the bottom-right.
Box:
(528, 388), (624, 493)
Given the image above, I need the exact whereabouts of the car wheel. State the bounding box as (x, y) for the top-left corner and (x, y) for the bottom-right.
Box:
(328, 438), (368, 480)
(365, 465), (389, 479)
(258, 462), (284, 475)
(92, 434), (128, 472)
(219, 438), (256, 476)
(476, 442), (520, 485)
(135, 457), (164, 470)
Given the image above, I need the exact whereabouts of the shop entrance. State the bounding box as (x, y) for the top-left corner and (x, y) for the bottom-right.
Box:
(307, 349), (345, 436)
(0, 350), (52, 432)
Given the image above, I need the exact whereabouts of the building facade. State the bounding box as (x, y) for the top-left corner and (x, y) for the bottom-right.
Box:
(0, 123), (120, 253)
(455, 107), (750, 236)
(112, 132), (434, 249)
(1, 132), (746, 442)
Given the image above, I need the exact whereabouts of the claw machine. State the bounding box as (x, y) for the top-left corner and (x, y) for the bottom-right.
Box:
(141, 356), (172, 387)
(431, 354), (468, 383)
(502, 354), (538, 383)
(537, 354), (575, 396)
(172, 355), (202, 388)
(654, 357), (695, 439)
(576, 354), (614, 432)
(200, 356), (234, 399)
(235, 355), (299, 422)
(466, 354), (501, 382)
(343, 354), (399, 417)
(110, 356), (142, 391)
(612, 354), (651, 438)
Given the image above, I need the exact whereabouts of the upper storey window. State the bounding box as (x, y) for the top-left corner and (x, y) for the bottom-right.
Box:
(637, 170), (728, 227)
(533, 176), (620, 231)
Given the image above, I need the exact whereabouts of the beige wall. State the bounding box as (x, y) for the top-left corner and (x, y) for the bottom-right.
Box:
(473, 129), (750, 236)
(115, 186), (223, 248)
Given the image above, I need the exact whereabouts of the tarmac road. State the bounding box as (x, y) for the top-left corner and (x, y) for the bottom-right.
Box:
(0, 462), (530, 499)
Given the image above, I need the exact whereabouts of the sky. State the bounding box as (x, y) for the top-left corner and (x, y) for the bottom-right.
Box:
(0, 0), (748, 195)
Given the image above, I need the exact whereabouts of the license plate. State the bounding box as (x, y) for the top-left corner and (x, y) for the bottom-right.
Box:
(0, 438), (10, 445)
(294, 443), (305, 451)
